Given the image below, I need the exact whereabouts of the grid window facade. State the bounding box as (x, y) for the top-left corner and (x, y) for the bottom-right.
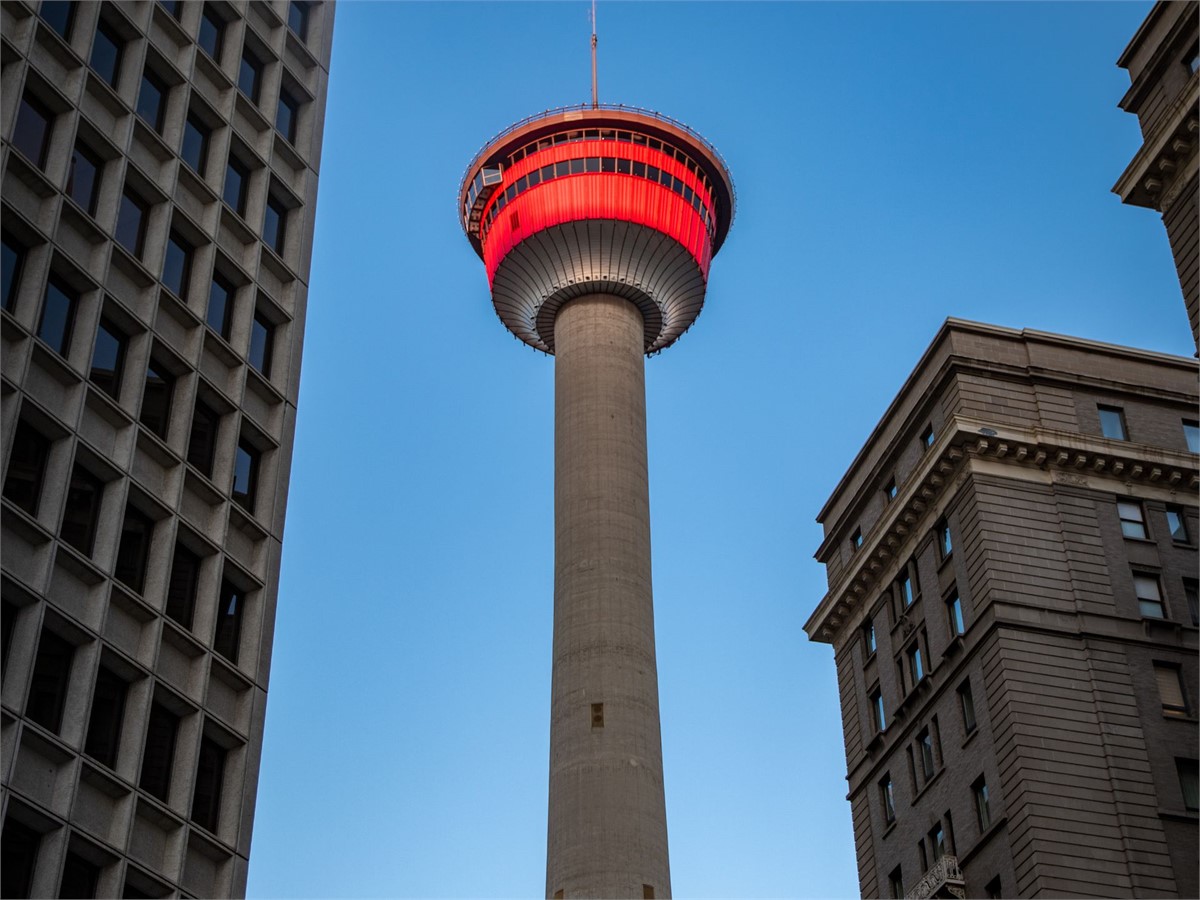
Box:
(0, 2), (331, 895)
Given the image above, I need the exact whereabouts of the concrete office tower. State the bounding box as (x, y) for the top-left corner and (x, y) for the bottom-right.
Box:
(1114, 0), (1199, 349)
(805, 321), (1199, 900)
(460, 106), (735, 898)
(1, 1), (331, 896)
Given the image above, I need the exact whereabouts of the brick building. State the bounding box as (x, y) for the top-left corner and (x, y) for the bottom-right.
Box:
(1, 1), (332, 896)
(805, 320), (1198, 899)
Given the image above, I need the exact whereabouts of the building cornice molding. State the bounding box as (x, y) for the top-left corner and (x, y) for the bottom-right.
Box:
(1114, 74), (1199, 211)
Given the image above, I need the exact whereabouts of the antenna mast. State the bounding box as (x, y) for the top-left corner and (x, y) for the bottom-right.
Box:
(590, 0), (598, 108)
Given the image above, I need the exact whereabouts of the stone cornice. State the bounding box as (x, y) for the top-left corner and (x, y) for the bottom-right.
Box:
(1114, 74), (1199, 211)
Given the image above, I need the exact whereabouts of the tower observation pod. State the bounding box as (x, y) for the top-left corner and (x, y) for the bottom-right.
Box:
(460, 104), (735, 899)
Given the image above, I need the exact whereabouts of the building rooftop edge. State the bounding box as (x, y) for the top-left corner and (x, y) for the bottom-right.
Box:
(1116, 0), (1170, 69)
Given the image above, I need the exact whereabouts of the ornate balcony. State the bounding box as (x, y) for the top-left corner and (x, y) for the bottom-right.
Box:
(905, 855), (966, 900)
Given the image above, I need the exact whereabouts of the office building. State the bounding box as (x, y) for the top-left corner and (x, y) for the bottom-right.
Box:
(460, 105), (735, 898)
(1114, 0), (1199, 348)
(805, 320), (1199, 898)
(1, 1), (332, 896)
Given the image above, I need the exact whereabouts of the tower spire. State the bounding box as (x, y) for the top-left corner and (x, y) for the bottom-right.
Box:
(590, 0), (598, 108)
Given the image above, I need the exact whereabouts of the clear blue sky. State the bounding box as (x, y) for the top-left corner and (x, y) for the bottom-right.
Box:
(247, 2), (1190, 897)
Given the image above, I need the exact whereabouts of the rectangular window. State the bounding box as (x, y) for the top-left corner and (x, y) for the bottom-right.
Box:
(187, 399), (220, 477)
(159, 0), (181, 19)
(287, 1), (309, 40)
(907, 644), (924, 687)
(59, 850), (100, 899)
(1117, 501), (1147, 539)
(938, 522), (952, 557)
(1155, 663), (1189, 717)
(191, 734), (227, 832)
(139, 701), (179, 802)
(1184, 579), (1199, 628)
(60, 463), (102, 556)
(884, 477), (896, 501)
(850, 527), (862, 551)
(946, 591), (964, 636)
(223, 157), (248, 215)
(136, 69), (167, 133)
(39, 1), (75, 38)
(140, 359), (174, 439)
(888, 867), (903, 900)
(898, 571), (914, 609)
(90, 318), (126, 399)
(263, 196), (287, 256)
(1178, 759), (1199, 812)
(920, 424), (934, 449)
(1166, 507), (1189, 543)
(84, 664), (127, 768)
(198, 5), (223, 59)
(1, 818), (41, 900)
(38, 276), (77, 356)
(973, 777), (991, 831)
(161, 231), (191, 298)
(26, 626), (74, 733)
(276, 87), (300, 144)
(3, 419), (50, 516)
(1098, 405), (1127, 440)
(879, 774), (895, 824)
(2, 232), (25, 311)
(918, 727), (935, 779)
(207, 271), (235, 337)
(985, 877), (1002, 899)
(67, 141), (102, 215)
(13, 93), (52, 169)
(916, 840), (927, 874)
(213, 578), (243, 663)
(165, 542), (200, 629)
(238, 47), (262, 103)
(181, 114), (210, 174)
(114, 504), (153, 594)
(90, 19), (124, 87)
(1134, 573), (1166, 619)
(115, 187), (149, 257)
(863, 619), (876, 656)
(958, 679), (977, 733)
(248, 311), (274, 376)
(1184, 420), (1199, 454)
(232, 440), (259, 513)
(870, 688), (885, 733)
(929, 822), (946, 860)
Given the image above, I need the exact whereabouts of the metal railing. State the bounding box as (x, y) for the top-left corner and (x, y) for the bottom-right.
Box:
(905, 855), (966, 900)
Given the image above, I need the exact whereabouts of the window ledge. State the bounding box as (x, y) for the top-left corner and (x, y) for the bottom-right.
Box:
(881, 820), (897, 841)
(0, 496), (54, 545)
(957, 815), (1008, 867)
(1158, 808), (1199, 823)
(961, 727), (979, 750)
(4, 150), (58, 199)
(29, 339), (83, 385)
(1161, 713), (1198, 724)
(910, 765), (945, 806)
(943, 634), (964, 658)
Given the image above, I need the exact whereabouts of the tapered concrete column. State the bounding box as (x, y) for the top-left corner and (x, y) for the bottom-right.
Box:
(546, 294), (671, 900)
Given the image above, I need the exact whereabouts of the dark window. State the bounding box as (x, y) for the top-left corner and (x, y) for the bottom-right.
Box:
(984, 877), (1002, 899)
(1155, 664), (1188, 717)
(879, 774), (895, 824)
(1117, 501), (1147, 539)
(115, 188), (149, 257)
(84, 665), (128, 768)
(946, 591), (964, 636)
(2, 232), (25, 311)
(60, 463), (102, 556)
(13, 93), (52, 169)
(158, 0), (181, 18)
(929, 822), (946, 860)
(38, 277), (76, 356)
(161, 231), (191, 298)
(600, 157), (615, 173)
(1, 817), (42, 900)
(276, 87), (300, 144)
(238, 47), (262, 103)
(181, 114), (209, 174)
(187, 399), (220, 477)
(213, 578), (243, 662)
(39, 1), (75, 38)
(1185, 420), (1200, 454)
(870, 688), (885, 733)
(2, 600), (18, 678)
(166, 542), (200, 629)
(66, 142), (102, 216)
(1184, 578), (1199, 627)
(888, 867), (903, 900)
(958, 679), (977, 733)
(1098, 405), (1127, 441)
(918, 727), (935, 779)
(26, 627), (74, 732)
(569, 158), (585, 175)
(884, 477), (896, 501)
(59, 849), (100, 899)
(287, 1), (309, 40)
(907, 644), (924, 688)
(248, 312), (273, 375)
(198, 6), (223, 59)
(262, 196), (286, 255)
(139, 702), (179, 802)
(90, 317), (126, 399)
(1134, 573), (1165, 619)
(1166, 507), (1189, 543)
(191, 735), (226, 831)
(1178, 759), (1199, 812)
(207, 271), (235, 337)
(897, 571), (914, 609)
(90, 19), (124, 87)
(223, 157), (248, 215)
(140, 358), (174, 439)
(863, 618), (876, 656)
(850, 527), (862, 551)
(136, 69), (167, 134)
(585, 157), (600, 173)
(920, 424), (935, 449)
(232, 440), (258, 513)
(617, 158), (631, 175)
(938, 522), (952, 557)
(114, 504), (153, 594)
(3, 419), (50, 515)
(973, 777), (991, 831)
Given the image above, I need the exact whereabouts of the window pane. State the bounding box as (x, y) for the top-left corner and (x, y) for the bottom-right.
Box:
(262, 198), (286, 255)
(161, 232), (191, 298)
(1166, 508), (1188, 543)
(1117, 501), (1147, 539)
(0, 818), (42, 900)
(26, 627), (74, 733)
(198, 6), (222, 59)
(232, 441), (258, 512)
(959, 682), (977, 732)
(59, 851), (100, 899)
(181, 115), (209, 173)
(238, 49), (261, 102)
(213, 579), (243, 662)
(1135, 574), (1164, 618)
(191, 735), (227, 831)
(1185, 421), (1199, 454)
(90, 20), (123, 87)
(140, 360), (174, 439)
(207, 273), (234, 336)
(1098, 406), (1126, 440)
(114, 504), (153, 594)
(947, 595), (964, 635)
(166, 542), (200, 629)
(287, 1), (309, 39)
(136, 70), (166, 133)
(115, 189), (147, 257)
(2, 419), (50, 515)
(60, 463), (102, 556)
(224, 158), (248, 214)
(248, 313), (273, 375)
(276, 89), (299, 144)
(90, 318), (125, 399)
(66, 143), (101, 216)
(84, 665), (128, 768)
(39, 1), (75, 38)
(38, 278), (76, 356)
(187, 400), (220, 477)
(1179, 760), (1199, 812)
(139, 702), (178, 801)
(2, 234), (25, 311)
(1155, 664), (1187, 715)
(13, 94), (52, 169)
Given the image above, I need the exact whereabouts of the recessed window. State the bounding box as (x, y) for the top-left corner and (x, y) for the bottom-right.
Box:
(238, 46), (263, 103)
(191, 734), (227, 832)
(213, 578), (243, 663)
(232, 440), (259, 513)
(946, 591), (964, 636)
(181, 114), (210, 174)
(897, 571), (914, 609)
(958, 679), (977, 734)
(140, 357), (174, 439)
(1178, 759), (1199, 812)
(1155, 663), (1189, 718)
(90, 19), (124, 88)
(863, 619), (876, 656)
(1098, 405), (1127, 441)
(920, 424), (935, 450)
(928, 822), (946, 859)
(248, 310), (274, 376)
(1184, 578), (1198, 628)
(60, 462), (102, 556)
(2, 232), (26, 311)
(59, 848), (101, 899)
(1, 817), (42, 899)
(938, 521), (952, 558)
(13, 93), (52, 169)
(287, 1), (309, 40)
(888, 866), (903, 900)
(159, 0), (181, 19)
(66, 141), (103, 216)
(115, 187), (149, 257)
(1134, 573), (1165, 619)
(161, 231), (192, 298)
(973, 777), (991, 831)
(166, 541), (201, 629)
(263, 195), (287, 256)
(223, 156), (249, 216)
(907, 644), (924, 688)
(39, 1), (75, 38)
(883, 477), (896, 501)
(870, 688), (885, 733)
(114, 504), (153, 594)
(917, 724), (937, 780)
(139, 701), (179, 802)
(37, 276), (77, 356)
(276, 87), (300, 145)
(1166, 507), (1189, 543)
(84, 664), (128, 768)
(207, 271), (235, 338)
(187, 399), (220, 477)
(3, 419), (50, 516)
(1184, 420), (1199, 454)
(984, 877), (1002, 899)
(27, 626), (75, 733)
(879, 773), (895, 824)
(90, 317), (126, 399)
(136, 69), (168, 134)
(1117, 501), (1147, 539)
(198, 5), (223, 60)
(850, 527), (862, 551)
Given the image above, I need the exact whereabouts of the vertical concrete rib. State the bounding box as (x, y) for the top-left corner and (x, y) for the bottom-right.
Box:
(546, 294), (671, 899)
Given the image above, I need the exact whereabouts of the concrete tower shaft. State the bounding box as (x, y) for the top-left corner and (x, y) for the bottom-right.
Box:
(549, 294), (669, 898)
